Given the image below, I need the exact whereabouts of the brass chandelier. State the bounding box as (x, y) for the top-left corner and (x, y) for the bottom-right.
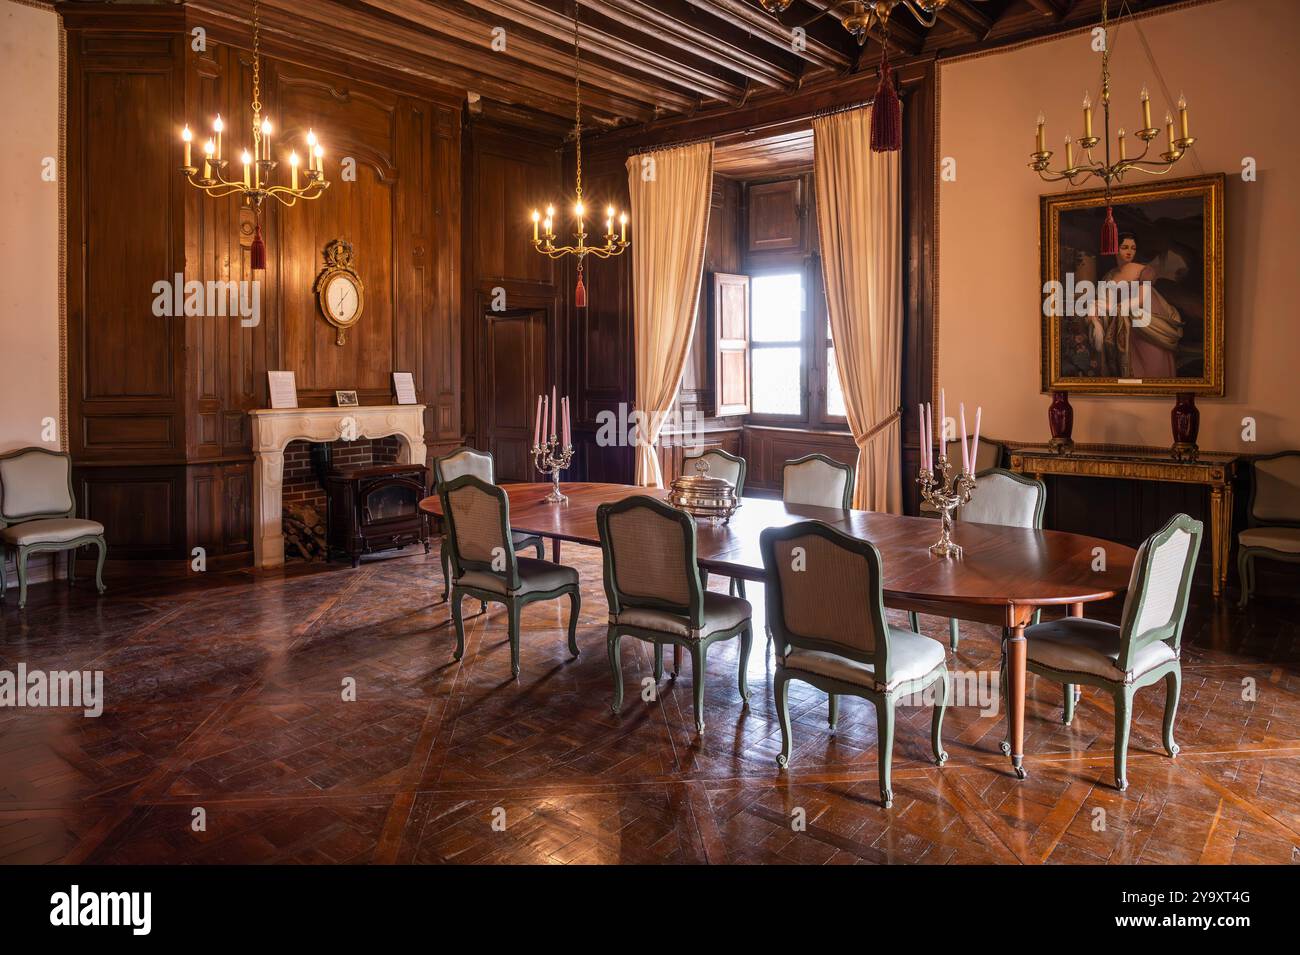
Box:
(530, 0), (629, 308)
(1028, 0), (1195, 253)
(754, 1), (978, 45)
(179, 0), (330, 268)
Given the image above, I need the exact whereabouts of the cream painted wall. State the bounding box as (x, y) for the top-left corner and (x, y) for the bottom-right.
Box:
(0, 0), (61, 453)
(938, 0), (1300, 453)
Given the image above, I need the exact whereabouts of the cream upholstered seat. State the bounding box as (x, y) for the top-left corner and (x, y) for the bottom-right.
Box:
(1024, 513), (1203, 791)
(0, 447), (107, 609)
(761, 520), (949, 808)
(433, 446), (544, 605)
(1238, 451), (1300, 606)
(598, 494), (752, 734)
(782, 453), (854, 509)
(785, 627), (946, 692)
(1, 518), (105, 546)
(933, 469), (1046, 653)
(439, 474), (580, 677)
(1025, 617), (1177, 682)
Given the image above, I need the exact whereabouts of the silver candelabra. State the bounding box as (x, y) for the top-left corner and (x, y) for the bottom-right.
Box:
(531, 435), (574, 504)
(917, 454), (976, 558)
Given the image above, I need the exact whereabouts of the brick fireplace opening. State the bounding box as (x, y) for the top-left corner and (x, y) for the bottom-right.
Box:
(281, 437), (401, 560)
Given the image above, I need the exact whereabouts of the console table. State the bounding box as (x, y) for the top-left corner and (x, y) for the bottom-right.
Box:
(1008, 446), (1238, 597)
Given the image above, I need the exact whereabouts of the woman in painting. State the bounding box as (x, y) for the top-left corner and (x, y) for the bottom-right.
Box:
(1102, 232), (1184, 378)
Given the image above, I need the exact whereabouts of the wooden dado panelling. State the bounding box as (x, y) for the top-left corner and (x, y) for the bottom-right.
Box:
(63, 6), (463, 567)
(742, 427), (857, 496)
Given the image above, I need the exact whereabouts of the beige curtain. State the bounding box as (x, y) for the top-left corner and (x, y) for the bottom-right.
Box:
(625, 142), (714, 487)
(813, 107), (903, 513)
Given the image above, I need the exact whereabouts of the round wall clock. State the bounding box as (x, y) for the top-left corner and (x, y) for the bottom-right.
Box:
(314, 239), (365, 345)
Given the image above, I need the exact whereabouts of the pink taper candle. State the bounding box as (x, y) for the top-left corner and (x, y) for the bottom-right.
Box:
(534, 395), (543, 448)
(562, 397), (571, 448)
(939, 388), (946, 451)
(959, 404), (970, 475)
(923, 403), (932, 472)
(917, 404), (925, 471)
(541, 395), (548, 444)
(971, 407), (982, 471)
(551, 386), (557, 440)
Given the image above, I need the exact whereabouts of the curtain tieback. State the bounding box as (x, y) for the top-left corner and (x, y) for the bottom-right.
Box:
(854, 407), (901, 451)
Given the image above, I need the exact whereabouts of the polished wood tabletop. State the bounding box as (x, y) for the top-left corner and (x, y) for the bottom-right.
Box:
(420, 481), (1137, 781)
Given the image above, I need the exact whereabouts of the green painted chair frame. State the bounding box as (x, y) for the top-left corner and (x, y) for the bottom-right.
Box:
(1026, 513), (1204, 791)
(438, 474), (580, 679)
(0, 447), (107, 610)
(760, 520), (950, 808)
(597, 494), (753, 735)
(1236, 449), (1300, 608)
(684, 446), (749, 598)
(781, 452), (855, 510)
(433, 446), (544, 609)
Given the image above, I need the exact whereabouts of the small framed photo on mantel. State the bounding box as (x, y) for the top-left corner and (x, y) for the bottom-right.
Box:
(334, 390), (360, 407)
(392, 372), (417, 405)
(267, 371), (298, 409)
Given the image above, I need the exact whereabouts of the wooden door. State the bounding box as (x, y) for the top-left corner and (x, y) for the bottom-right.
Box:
(481, 309), (548, 481)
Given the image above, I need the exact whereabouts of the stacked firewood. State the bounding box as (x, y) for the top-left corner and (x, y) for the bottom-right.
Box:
(283, 503), (327, 561)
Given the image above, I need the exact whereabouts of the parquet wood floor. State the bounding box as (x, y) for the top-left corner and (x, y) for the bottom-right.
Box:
(1, 543), (1297, 864)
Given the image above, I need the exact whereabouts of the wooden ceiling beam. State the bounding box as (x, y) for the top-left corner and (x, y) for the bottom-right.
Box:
(460, 0), (745, 104)
(1024, 0), (1069, 20)
(584, 0), (801, 89)
(938, 1), (996, 39)
(687, 0), (857, 70)
(358, 0), (697, 116)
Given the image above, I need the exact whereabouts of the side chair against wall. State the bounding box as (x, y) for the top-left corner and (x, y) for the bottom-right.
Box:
(1237, 450), (1300, 607)
(1023, 513), (1203, 791)
(761, 521), (950, 809)
(438, 475), (580, 679)
(433, 447), (544, 609)
(781, 453), (854, 510)
(0, 448), (106, 610)
(597, 495), (753, 735)
(683, 447), (748, 597)
(945, 469), (1046, 652)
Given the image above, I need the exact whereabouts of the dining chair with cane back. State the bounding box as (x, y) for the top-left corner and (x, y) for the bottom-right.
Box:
(1236, 450), (1300, 607)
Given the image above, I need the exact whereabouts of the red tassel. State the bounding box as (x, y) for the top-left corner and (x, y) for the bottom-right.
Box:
(1100, 206), (1119, 256)
(250, 222), (267, 271)
(574, 272), (587, 309)
(870, 61), (902, 153)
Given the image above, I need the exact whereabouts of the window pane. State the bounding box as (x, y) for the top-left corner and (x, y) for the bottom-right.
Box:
(751, 272), (803, 342)
(826, 347), (847, 418)
(751, 347), (802, 415)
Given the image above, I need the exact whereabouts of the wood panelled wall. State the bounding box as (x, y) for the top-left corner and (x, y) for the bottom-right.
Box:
(63, 6), (462, 568)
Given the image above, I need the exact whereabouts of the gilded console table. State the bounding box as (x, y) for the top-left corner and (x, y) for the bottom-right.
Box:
(1009, 446), (1237, 597)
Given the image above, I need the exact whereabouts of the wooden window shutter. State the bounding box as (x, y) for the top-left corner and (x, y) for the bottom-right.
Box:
(711, 272), (750, 417)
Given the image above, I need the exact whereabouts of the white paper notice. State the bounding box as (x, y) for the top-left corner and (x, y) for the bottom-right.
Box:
(268, 371), (298, 409)
(392, 372), (417, 405)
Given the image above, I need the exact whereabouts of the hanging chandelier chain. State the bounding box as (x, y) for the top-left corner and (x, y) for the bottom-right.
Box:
(573, 0), (582, 203)
(251, 0), (262, 116)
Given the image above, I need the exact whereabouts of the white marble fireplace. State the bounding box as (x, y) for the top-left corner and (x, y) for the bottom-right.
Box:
(248, 404), (427, 568)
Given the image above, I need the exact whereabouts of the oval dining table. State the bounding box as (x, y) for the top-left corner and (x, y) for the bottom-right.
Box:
(420, 481), (1136, 781)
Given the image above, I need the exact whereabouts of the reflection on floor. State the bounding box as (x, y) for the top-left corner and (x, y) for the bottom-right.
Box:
(1, 542), (1297, 864)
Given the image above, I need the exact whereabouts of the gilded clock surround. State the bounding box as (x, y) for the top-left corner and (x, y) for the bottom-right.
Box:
(314, 238), (365, 346)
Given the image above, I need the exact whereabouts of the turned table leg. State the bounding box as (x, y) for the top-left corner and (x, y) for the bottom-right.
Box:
(1007, 621), (1028, 780)
(552, 538), (562, 563)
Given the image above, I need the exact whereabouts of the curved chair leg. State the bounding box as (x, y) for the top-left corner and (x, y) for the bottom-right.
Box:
(93, 539), (107, 595)
(948, 617), (960, 652)
(1236, 548), (1250, 608)
(531, 540), (544, 561)
(450, 591), (467, 661)
(653, 643), (664, 682)
(875, 696), (896, 808)
(728, 577), (747, 599)
(68, 548), (77, 586)
(1113, 686), (1134, 791)
(1162, 666), (1182, 758)
(738, 627), (752, 702)
(828, 694), (839, 731)
(690, 642), (707, 734)
(1062, 683), (1076, 725)
(907, 611), (920, 633)
(507, 600), (522, 679)
(566, 589), (581, 658)
(439, 544), (451, 604)
(17, 547), (30, 610)
(932, 670), (949, 766)
(607, 627), (624, 714)
(775, 671), (793, 769)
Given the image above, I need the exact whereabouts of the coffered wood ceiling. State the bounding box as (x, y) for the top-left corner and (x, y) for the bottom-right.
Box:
(188, 0), (1197, 139)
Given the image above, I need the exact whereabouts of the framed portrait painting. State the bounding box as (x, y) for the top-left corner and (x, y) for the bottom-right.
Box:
(1039, 173), (1224, 396)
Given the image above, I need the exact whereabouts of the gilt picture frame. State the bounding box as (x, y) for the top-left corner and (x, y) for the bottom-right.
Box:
(1040, 173), (1224, 396)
